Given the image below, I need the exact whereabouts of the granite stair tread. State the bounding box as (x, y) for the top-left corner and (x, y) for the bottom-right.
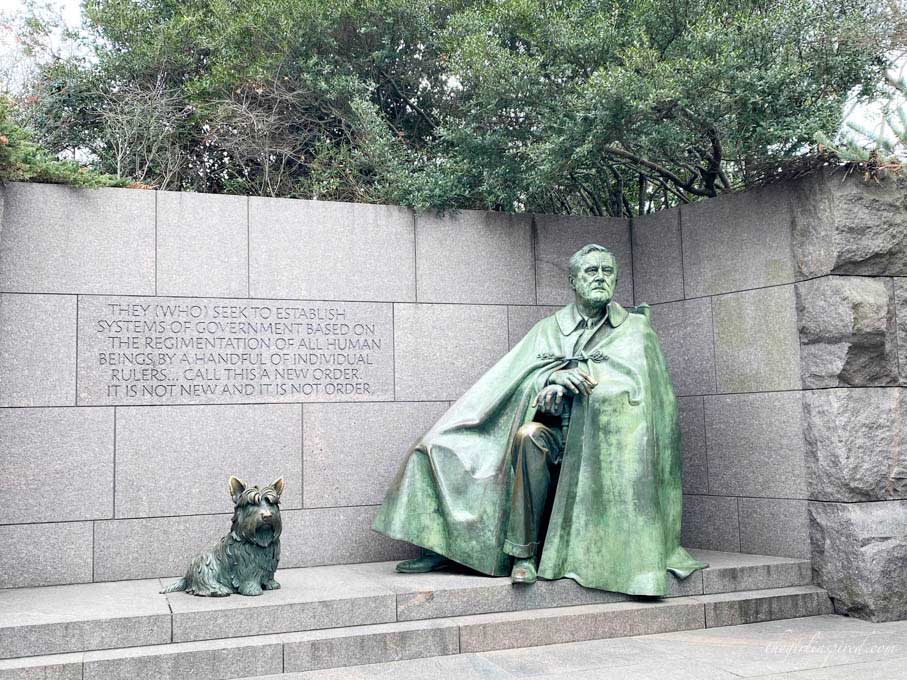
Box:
(0, 550), (815, 663)
(0, 585), (833, 680)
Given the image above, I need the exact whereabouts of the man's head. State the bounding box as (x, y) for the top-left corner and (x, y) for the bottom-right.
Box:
(569, 244), (617, 309)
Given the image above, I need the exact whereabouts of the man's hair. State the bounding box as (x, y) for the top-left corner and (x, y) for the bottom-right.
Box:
(569, 244), (617, 278)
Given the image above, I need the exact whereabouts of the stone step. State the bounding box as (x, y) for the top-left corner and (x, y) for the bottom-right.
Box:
(0, 549), (812, 660)
(0, 585), (833, 680)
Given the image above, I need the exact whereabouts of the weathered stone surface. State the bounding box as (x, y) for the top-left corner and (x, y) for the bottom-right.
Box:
(0, 579), (169, 659)
(681, 183), (797, 298)
(705, 392), (807, 499)
(157, 191), (248, 297)
(0, 652), (83, 680)
(649, 298), (717, 396)
(0, 408), (113, 524)
(809, 500), (907, 622)
(506, 305), (561, 348)
(416, 210), (534, 304)
(802, 388), (907, 502)
(678, 397), (708, 495)
(700, 586), (832, 627)
(792, 169), (907, 277)
(632, 208), (684, 304)
(249, 197), (415, 301)
(0, 183), (155, 295)
(695, 550), (812, 594)
(712, 285), (801, 393)
(681, 494), (740, 553)
(896, 278), (906, 383)
(796, 276), (899, 387)
(302, 401), (448, 507)
(167, 566), (395, 643)
(279, 506), (417, 569)
(283, 619), (459, 673)
(394, 303), (509, 401)
(82, 636), (282, 680)
(0, 294), (76, 407)
(115, 404), (302, 518)
(457, 600), (704, 652)
(534, 214), (633, 306)
(738, 498), (810, 559)
(0, 522), (93, 588)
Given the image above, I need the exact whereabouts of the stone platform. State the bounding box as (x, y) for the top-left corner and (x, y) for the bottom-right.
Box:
(0, 550), (831, 679)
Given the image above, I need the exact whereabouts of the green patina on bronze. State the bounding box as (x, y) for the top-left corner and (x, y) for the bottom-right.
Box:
(372, 245), (706, 596)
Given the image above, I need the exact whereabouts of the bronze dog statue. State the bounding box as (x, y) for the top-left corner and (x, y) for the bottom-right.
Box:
(161, 476), (284, 597)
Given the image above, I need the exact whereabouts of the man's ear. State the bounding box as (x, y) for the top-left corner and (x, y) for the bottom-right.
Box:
(568, 275), (576, 291)
(270, 478), (285, 498)
(229, 476), (247, 500)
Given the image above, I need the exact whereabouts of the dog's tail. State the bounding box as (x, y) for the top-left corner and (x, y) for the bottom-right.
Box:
(159, 577), (188, 594)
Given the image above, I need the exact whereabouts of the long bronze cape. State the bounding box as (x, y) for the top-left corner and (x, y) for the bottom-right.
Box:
(372, 301), (706, 596)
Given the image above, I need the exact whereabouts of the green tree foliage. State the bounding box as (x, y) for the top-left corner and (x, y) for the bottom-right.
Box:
(17, 0), (895, 214)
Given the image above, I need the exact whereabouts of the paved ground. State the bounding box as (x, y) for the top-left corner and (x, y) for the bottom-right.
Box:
(258, 615), (907, 679)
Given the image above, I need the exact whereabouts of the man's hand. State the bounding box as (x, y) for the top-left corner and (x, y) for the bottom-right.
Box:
(548, 368), (597, 396)
(532, 385), (569, 416)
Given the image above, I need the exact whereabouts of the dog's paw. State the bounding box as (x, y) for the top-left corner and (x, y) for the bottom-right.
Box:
(263, 579), (281, 590)
(238, 583), (263, 596)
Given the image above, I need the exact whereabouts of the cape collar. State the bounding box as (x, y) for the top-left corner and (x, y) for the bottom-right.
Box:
(556, 301), (628, 335)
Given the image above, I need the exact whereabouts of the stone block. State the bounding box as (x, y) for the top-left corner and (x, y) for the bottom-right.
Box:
(507, 305), (561, 348)
(156, 191), (248, 297)
(249, 197), (415, 301)
(704, 392), (807, 499)
(167, 566), (395, 643)
(802, 388), (907, 501)
(681, 495), (740, 553)
(0, 183), (155, 295)
(797, 276), (899, 387)
(0, 294), (76, 406)
(738, 498), (810, 559)
(534, 214), (632, 306)
(282, 620), (459, 673)
(693, 549), (812, 594)
(302, 402), (448, 507)
(82, 636), (282, 680)
(0, 579), (169, 658)
(700, 586), (833, 627)
(394, 303), (509, 401)
(649, 298), (717, 396)
(76, 296), (394, 406)
(712, 285), (801, 393)
(0, 653), (83, 680)
(0, 522), (93, 588)
(810, 499), (907, 621)
(896, 278), (906, 383)
(115, 404), (302, 518)
(678, 397), (708, 495)
(94, 514), (228, 581)
(457, 600), (704, 652)
(415, 210), (534, 304)
(280, 506), (417, 569)
(631, 209), (684, 304)
(480, 636), (651, 677)
(681, 183), (797, 298)
(0, 408), (114, 523)
(791, 169), (907, 277)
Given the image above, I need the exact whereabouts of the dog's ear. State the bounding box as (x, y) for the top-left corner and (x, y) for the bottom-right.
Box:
(229, 476), (247, 500)
(270, 478), (285, 499)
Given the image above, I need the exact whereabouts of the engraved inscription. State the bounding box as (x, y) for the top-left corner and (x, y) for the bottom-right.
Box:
(78, 297), (394, 405)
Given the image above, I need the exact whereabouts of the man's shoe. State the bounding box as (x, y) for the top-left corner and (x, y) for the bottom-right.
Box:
(510, 558), (537, 584)
(395, 550), (451, 573)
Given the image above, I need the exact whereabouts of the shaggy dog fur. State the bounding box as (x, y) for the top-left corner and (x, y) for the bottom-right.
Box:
(160, 477), (284, 597)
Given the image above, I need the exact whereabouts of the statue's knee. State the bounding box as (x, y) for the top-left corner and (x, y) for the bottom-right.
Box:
(515, 422), (546, 445)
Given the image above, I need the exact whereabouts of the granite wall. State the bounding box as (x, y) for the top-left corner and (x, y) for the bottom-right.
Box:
(635, 168), (907, 622)
(0, 183), (632, 588)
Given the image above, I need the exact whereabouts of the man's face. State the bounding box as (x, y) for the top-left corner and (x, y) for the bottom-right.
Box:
(571, 251), (617, 306)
